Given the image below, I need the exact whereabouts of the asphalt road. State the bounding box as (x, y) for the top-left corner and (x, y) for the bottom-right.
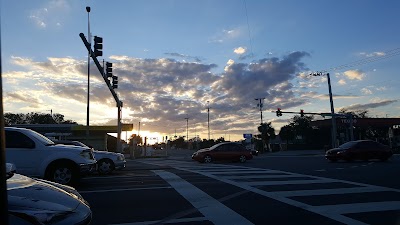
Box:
(77, 152), (400, 225)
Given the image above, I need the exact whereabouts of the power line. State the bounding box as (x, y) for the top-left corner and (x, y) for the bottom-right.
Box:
(321, 47), (400, 73)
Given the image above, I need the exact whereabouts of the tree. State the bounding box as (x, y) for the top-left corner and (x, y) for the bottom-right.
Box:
(279, 124), (295, 145)
(4, 112), (77, 125)
(128, 134), (142, 146)
(290, 115), (314, 144)
(338, 109), (369, 118)
(257, 122), (276, 152)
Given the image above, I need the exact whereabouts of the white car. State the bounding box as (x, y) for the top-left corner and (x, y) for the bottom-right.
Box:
(54, 140), (126, 175)
(5, 127), (97, 186)
(6, 163), (92, 224)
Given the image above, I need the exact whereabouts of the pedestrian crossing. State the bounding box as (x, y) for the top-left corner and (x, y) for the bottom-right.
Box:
(140, 159), (400, 225)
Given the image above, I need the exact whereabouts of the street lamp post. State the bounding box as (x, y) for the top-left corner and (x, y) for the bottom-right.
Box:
(86, 6), (91, 143)
(255, 98), (265, 124)
(207, 101), (210, 140)
(311, 72), (337, 148)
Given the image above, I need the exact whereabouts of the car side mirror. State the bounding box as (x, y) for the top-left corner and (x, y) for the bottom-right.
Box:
(6, 163), (17, 179)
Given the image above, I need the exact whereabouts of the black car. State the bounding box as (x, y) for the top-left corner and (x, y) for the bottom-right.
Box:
(325, 140), (393, 162)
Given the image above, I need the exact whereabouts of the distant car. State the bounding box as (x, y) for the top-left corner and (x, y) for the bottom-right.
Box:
(325, 140), (393, 162)
(54, 140), (126, 175)
(5, 127), (96, 186)
(6, 163), (92, 225)
(192, 142), (253, 163)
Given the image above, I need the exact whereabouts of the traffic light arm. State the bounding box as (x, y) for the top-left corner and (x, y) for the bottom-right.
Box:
(79, 33), (122, 107)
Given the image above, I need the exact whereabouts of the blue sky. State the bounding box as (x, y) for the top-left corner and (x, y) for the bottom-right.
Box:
(2, 0), (400, 141)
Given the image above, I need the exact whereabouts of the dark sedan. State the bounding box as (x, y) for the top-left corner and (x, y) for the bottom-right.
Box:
(192, 142), (253, 163)
(325, 140), (393, 162)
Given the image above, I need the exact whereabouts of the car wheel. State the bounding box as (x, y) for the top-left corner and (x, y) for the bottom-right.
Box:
(97, 159), (115, 175)
(239, 155), (247, 163)
(203, 155), (212, 163)
(47, 162), (79, 186)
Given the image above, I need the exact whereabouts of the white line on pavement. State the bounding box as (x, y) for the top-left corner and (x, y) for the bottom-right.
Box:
(110, 216), (207, 225)
(79, 186), (172, 194)
(153, 170), (254, 225)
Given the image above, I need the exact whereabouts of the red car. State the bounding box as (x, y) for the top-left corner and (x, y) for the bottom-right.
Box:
(192, 142), (253, 163)
(325, 140), (393, 162)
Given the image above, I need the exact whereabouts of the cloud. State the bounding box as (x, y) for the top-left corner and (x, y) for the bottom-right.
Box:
(300, 92), (359, 100)
(343, 70), (364, 80)
(3, 52), (311, 136)
(164, 53), (202, 62)
(209, 27), (243, 43)
(234, 47), (246, 55)
(338, 79), (346, 85)
(341, 99), (398, 111)
(361, 88), (372, 95)
(29, 0), (70, 29)
(359, 51), (386, 57)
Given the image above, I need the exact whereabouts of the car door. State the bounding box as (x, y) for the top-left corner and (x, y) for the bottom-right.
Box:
(212, 144), (229, 160)
(5, 130), (40, 176)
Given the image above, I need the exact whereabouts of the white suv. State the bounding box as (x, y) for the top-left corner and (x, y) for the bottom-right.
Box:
(5, 127), (96, 186)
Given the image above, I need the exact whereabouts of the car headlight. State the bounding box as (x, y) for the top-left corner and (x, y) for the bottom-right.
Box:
(117, 154), (125, 161)
(80, 150), (93, 160)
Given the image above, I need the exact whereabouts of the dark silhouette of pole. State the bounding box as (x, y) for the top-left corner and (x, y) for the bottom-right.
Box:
(185, 116), (189, 142)
(86, 6), (91, 143)
(0, 18), (10, 225)
(255, 98), (265, 124)
(311, 72), (337, 148)
(207, 101), (210, 140)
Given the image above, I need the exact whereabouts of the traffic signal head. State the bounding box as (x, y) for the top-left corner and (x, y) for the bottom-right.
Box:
(276, 108), (282, 117)
(112, 75), (118, 89)
(93, 36), (103, 57)
(300, 109), (304, 117)
(106, 62), (112, 78)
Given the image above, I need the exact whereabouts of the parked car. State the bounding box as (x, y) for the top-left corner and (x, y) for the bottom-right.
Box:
(325, 140), (393, 162)
(6, 163), (92, 225)
(54, 140), (126, 175)
(5, 127), (97, 186)
(192, 142), (253, 163)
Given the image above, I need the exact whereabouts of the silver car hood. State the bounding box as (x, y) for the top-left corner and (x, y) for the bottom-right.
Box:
(7, 174), (85, 211)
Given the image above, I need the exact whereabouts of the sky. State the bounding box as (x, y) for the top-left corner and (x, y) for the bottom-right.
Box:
(1, 0), (400, 142)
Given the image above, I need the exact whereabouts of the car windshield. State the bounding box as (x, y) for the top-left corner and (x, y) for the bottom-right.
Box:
(338, 142), (357, 149)
(29, 129), (55, 146)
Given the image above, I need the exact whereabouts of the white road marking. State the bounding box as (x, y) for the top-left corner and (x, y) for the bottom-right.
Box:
(223, 174), (306, 179)
(79, 186), (172, 194)
(153, 170), (254, 225)
(140, 159), (400, 225)
(110, 216), (207, 225)
(273, 186), (391, 197)
(242, 179), (333, 186)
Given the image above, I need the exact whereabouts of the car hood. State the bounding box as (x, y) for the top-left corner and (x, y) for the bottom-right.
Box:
(52, 144), (90, 152)
(326, 148), (346, 154)
(7, 173), (87, 212)
(196, 148), (210, 153)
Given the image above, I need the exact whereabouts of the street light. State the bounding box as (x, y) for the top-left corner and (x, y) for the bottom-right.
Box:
(255, 97), (265, 124)
(310, 72), (337, 148)
(207, 101), (210, 140)
(86, 6), (91, 143)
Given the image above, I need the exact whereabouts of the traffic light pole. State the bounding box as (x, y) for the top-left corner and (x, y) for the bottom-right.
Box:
(79, 33), (123, 152)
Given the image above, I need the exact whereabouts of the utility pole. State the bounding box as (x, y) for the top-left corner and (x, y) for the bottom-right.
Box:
(86, 6), (91, 144)
(255, 98), (265, 124)
(184, 116), (189, 142)
(310, 72), (337, 148)
(207, 101), (210, 140)
(138, 122), (141, 136)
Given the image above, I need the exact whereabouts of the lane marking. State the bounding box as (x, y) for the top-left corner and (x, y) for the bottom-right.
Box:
(141, 160), (400, 225)
(153, 170), (254, 225)
(242, 179), (333, 186)
(313, 201), (400, 214)
(79, 186), (171, 194)
(222, 174), (306, 179)
(110, 216), (207, 225)
(273, 186), (392, 197)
